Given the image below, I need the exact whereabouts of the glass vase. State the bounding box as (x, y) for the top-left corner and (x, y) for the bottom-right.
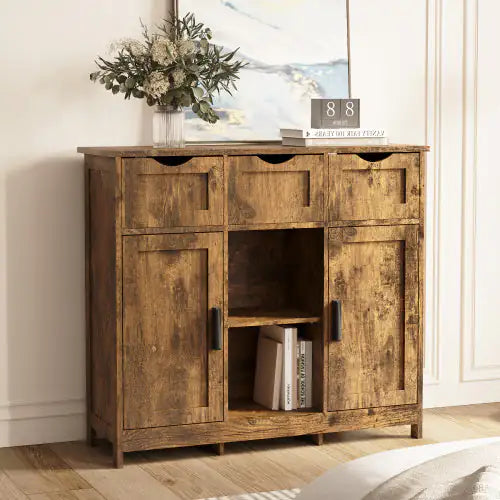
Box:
(152, 106), (185, 148)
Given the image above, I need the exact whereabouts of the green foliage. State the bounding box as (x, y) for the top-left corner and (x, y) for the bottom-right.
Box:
(89, 13), (246, 124)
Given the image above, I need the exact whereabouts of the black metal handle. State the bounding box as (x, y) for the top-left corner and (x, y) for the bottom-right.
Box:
(212, 307), (222, 350)
(331, 300), (342, 341)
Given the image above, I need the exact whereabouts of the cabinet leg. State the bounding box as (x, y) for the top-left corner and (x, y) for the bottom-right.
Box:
(312, 433), (324, 446)
(411, 423), (423, 439)
(113, 444), (124, 468)
(213, 443), (225, 456)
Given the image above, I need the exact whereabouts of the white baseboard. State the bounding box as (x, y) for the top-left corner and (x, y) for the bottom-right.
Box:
(424, 382), (500, 409)
(0, 399), (86, 448)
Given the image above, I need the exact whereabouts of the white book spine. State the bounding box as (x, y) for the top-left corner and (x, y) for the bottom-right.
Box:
(283, 328), (293, 410)
(280, 128), (386, 139)
(305, 341), (312, 408)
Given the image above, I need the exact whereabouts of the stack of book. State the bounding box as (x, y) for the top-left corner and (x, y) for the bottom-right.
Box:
(280, 128), (388, 147)
(253, 325), (313, 411)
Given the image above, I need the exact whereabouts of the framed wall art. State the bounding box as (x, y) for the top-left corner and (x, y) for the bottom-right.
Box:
(175, 0), (351, 141)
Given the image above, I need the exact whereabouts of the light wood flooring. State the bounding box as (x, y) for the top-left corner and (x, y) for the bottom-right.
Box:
(0, 403), (499, 500)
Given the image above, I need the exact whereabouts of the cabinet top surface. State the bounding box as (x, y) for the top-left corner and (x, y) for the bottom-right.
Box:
(77, 143), (429, 157)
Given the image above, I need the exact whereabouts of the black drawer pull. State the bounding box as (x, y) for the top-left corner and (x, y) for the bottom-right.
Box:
(331, 300), (342, 341)
(212, 307), (222, 350)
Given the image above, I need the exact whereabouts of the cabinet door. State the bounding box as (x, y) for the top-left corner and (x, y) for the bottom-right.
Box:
(123, 232), (223, 429)
(328, 225), (419, 411)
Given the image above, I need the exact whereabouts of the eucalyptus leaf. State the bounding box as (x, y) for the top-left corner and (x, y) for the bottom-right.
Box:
(193, 87), (204, 98)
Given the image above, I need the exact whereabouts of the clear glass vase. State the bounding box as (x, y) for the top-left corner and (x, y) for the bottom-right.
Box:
(152, 106), (185, 148)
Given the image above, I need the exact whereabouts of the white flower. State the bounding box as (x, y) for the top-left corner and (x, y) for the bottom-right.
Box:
(151, 36), (177, 65)
(108, 37), (146, 57)
(143, 71), (170, 98)
(177, 39), (196, 57)
(171, 68), (185, 88)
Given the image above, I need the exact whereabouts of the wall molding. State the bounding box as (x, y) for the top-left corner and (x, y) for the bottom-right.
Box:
(423, 0), (442, 386)
(0, 398), (85, 422)
(0, 398), (86, 448)
(460, 0), (500, 382)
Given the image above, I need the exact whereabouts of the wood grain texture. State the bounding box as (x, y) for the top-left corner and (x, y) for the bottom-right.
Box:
(0, 446), (89, 495)
(85, 157), (118, 437)
(328, 225), (419, 411)
(121, 404), (420, 452)
(329, 153), (420, 222)
(123, 157), (224, 229)
(122, 233), (224, 429)
(82, 145), (427, 465)
(77, 144), (429, 157)
(228, 155), (324, 224)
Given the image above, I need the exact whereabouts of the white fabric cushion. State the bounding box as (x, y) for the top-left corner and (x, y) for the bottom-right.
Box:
(364, 442), (500, 499)
(296, 437), (500, 500)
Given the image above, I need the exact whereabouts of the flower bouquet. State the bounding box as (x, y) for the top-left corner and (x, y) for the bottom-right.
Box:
(90, 13), (246, 147)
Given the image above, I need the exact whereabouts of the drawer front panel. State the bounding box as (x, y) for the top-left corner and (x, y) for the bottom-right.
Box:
(329, 153), (420, 222)
(123, 156), (223, 229)
(228, 155), (324, 224)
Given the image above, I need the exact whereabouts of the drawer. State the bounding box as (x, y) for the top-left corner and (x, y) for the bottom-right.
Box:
(123, 156), (223, 229)
(228, 154), (324, 225)
(328, 152), (420, 222)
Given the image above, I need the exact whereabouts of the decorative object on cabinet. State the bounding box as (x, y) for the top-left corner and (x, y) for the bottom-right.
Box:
(177, 0), (350, 141)
(89, 14), (246, 147)
(79, 143), (428, 467)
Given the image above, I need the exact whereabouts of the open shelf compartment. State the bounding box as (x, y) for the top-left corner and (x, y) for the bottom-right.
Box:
(227, 228), (324, 414)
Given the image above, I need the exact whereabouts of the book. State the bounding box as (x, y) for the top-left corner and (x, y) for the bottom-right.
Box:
(297, 339), (313, 408)
(280, 128), (385, 139)
(304, 340), (312, 408)
(253, 335), (283, 410)
(260, 325), (297, 410)
(298, 340), (306, 408)
(281, 137), (389, 147)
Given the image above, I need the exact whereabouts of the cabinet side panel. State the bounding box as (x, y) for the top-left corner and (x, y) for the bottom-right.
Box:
(88, 156), (117, 427)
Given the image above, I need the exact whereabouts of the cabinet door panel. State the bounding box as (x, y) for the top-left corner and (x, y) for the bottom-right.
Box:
(123, 232), (223, 429)
(328, 225), (419, 411)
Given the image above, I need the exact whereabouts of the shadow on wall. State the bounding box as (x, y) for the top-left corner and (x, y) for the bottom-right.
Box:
(6, 157), (86, 445)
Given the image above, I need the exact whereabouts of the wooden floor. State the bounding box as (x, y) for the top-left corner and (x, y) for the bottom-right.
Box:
(0, 403), (499, 500)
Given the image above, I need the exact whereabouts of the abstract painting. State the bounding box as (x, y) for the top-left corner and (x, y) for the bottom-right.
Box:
(178, 0), (350, 141)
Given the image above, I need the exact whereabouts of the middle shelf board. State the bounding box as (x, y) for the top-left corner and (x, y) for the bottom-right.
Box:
(228, 308), (321, 328)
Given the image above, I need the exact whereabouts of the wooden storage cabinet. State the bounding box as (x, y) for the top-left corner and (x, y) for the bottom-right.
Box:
(80, 144), (428, 467)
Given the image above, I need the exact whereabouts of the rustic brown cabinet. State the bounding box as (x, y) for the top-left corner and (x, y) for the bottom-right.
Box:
(80, 144), (428, 468)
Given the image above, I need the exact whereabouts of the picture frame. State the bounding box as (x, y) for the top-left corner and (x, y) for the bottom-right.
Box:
(174, 0), (352, 142)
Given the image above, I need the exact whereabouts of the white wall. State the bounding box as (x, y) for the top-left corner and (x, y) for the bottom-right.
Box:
(351, 0), (500, 408)
(0, 0), (169, 447)
(0, 0), (498, 447)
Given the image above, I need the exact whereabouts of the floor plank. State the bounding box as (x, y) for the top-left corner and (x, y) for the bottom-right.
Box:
(0, 404), (498, 500)
(28, 490), (105, 500)
(137, 447), (245, 500)
(49, 442), (179, 500)
(0, 446), (89, 495)
(0, 470), (28, 500)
